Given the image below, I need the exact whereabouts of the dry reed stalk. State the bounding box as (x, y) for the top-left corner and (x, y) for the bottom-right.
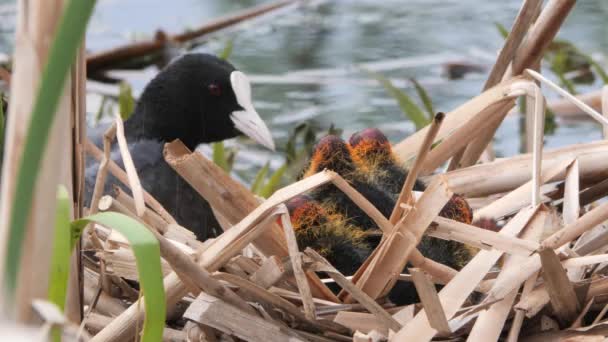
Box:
(466, 209), (547, 342)
(512, 0), (576, 75)
(390, 112), (444, 223)
(306, 249), (401, 333)
(443, 141), (608, 197)
(538, 247), (580, 325)
(280, 210), (316, 320)
(392, 205), (539, 341)
(333, 312), (388, 335)
(409, 268), (450, 336)
(66, 45), (88, 324)
(486, 200), (608, 311)
(474, 158), (574, 220)
(430, 217), (539, 256)
(214, 273), (350, 336)
(457, 0), (575, 168)
(249, 256), (288, 289)
(89, 125), (116, 218)
(0, 0), (77, 320)
(113, 114), (145, 216)
(448, 0), (541, 170)
(392, 77), (525, 163)
(421, 101), (513, 174)
(343, 177), (453, 303)
(84, 140), (176, 224)
(184, 293), (306, 342)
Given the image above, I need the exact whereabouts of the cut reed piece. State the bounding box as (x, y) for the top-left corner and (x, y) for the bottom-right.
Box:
(184, 293), (306, 342)
(409, 268), (450, 336)
(443, 140), (608, 197)
(390, 111), (444, 223)
(279, 210), (316, 321)
(113, 114), (145, 216)
(473, 157), (575, 220)
(214, 272), (350, 335)
(430, 217), (539, 256)
(538, 247), (580, 326)
(249, 255), (289, 289)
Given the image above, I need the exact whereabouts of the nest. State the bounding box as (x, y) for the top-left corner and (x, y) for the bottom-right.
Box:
(76, 2), (608, 341)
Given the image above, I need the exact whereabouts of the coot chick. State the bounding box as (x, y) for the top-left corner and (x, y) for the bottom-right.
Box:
(286, 195), (370, 276)
(85, 53), (275, 240)
(302, 135), (395, 230)
(349, 128), (425, 195)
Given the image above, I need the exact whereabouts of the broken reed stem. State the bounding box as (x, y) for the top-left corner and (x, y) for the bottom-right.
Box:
(484, 0), (543, 89)
(113, 114), (145, 216)
(511, 0), (576, 75)
(89, 124), (116, 218)
(390, 112), (444, 224)
(448, 0), (542, 170)
(409, 268), (450, 336)
(85, 139), (176, 224)
(458, 0), (575, 169)
(280, 210), (316, 321)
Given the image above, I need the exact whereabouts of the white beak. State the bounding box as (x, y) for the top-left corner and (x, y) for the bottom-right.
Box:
(230, 71), (275, 151)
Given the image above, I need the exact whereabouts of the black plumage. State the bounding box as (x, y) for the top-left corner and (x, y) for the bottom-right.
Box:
(85, 54), (274, 241)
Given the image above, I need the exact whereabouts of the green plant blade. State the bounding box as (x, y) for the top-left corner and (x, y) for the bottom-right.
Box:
(259, 163), (288, 198)
(4, 0), (97, 299)
(494, 22), (509, 39)
(71, 212), (165, 342)
(363, 68), (430, 130)
(212, 141), (229, 172)
(250, 162), (270, 194)
(48, 186), (72, 342)
(48, 186), (72, 313)
(409, 78), (435, 119)
(219, 38), (235, 61)
(119, 81), (135, 120)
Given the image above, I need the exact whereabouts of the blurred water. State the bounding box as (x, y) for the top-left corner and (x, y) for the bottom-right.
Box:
(1, 0), (607, 175)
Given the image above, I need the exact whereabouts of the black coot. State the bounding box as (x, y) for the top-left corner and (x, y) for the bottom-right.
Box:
(85, 53), (275, 240)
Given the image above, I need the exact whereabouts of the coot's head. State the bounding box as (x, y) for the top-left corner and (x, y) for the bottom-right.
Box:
(348, 128), (395, 166)
(127, 53), (275, 150)
(303, 135), (356, 177)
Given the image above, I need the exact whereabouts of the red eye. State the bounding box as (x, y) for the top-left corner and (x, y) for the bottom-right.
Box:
(208, 83), (221, 96)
